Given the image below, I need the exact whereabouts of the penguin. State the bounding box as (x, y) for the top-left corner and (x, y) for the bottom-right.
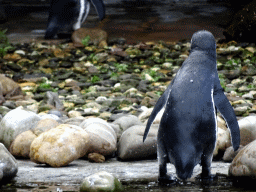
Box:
(45, 0), (105, 39)
(143, 30), (240, 182)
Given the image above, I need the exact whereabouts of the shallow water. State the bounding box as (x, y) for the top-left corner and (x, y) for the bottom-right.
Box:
(0, 159), (255, 192)
(1, 175), (255, 192)
(1, 0), (234, 44)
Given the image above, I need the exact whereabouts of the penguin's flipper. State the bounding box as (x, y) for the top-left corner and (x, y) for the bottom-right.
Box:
(143, 78), (175, 142)
(213, 76), (240, 151)
(90, 0), (105, 20)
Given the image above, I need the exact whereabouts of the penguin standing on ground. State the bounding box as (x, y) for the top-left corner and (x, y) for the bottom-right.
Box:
(143, 30), (240, 182)
(45, 0), (105, 39)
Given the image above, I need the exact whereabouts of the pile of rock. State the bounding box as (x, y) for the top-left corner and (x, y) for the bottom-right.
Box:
(1, 39), (256, 185)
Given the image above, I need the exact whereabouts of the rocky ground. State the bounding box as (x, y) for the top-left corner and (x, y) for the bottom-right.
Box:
(1, 37), (256, 191)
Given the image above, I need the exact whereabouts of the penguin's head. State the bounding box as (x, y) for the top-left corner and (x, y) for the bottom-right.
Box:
(173, 146), (199, 180)
(190, 30), (216, 54)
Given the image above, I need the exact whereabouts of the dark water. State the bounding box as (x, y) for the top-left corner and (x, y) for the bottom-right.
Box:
(1, 175), (255, 192)
(1, 0), (234, 44)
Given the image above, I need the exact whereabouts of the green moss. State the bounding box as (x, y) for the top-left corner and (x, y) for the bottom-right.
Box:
(81, 35), (91, 47)
(142, 69), (162, 82)
(0, 29), (13, 57)
(91, 75), (101, 83)
(114, 63), (128, 72)
(225, 59), (241, 70)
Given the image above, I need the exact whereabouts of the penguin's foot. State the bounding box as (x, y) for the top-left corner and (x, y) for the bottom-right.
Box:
(196, 173), (217, 181)
(158, 174), (177, 184)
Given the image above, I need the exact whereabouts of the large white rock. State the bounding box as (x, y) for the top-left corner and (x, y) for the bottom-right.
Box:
(80, 171), (123, 192)
(238, 116), (256, 146)
(30, 124), (89, 167)
(140, 107), (165, 124)
(80, 118), (117, 156)
(0, 143), (18, 181)
(80, 118), (116, 140)
(118, 125), (158, 160)
(9, 130), (36, 158)
(229, 140), (256, 178)
(113, 115), (143, 132)
(0, 108), (41, 149)
(213, 127), (231, 157)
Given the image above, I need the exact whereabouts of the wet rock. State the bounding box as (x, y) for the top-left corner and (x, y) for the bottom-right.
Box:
(141, 96), (157, 107)
(63, 116), (85, 126)
(93, 52), (109, 63)
(223, 145), (243, 162)
(234, 106), (249, 116)
(0, 143), (18, 181)
(41, 91), (64, 111)
(113, 115), (143, 132)
(48, 109), (64, 117)
(6, 62), (22, 72)
(238, 116), (256, 146)
(118, 125), (158, 160)
(241, 66), (256, 76)
(220, 70), (241, 80)
(110, 47), (129, 57)
(68, 110), (82, 118)
(0, 74), (24, 100)
(0, 108), (41, 149)
(229, 140), (256, 178)
(30, 124), (90, 167)
(80, 118), (117, 156)
(80, 171), (123, 192)
(9, 130), (36, 158)
(88, 153), (105, 163)
(3, 53), (21, 62)
(71, 28), (108, 47)
(137, 80), (150, 93)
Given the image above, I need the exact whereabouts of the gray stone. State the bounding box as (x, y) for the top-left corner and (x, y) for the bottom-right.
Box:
(93, 53), (109, 63)
(80, 171), (123, 192)
(223, 145), (243, 162)
(80, 119), (117, 156)
(118, 125), (158, 160)
(234, 106), (248, 116)
(48, 109), (63, 117)
(113, 115), (143, 132)
(80, 118), (116, 139)
(0, 143), (18, 180)
(63, 116), (85, 126)
(0, 108), (41, 149)
(109, 123), (122, 141)
(32, 118), (60, 136)
(43, 91), (64, 111)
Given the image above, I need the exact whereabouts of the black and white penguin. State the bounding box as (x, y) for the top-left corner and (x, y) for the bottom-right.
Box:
(143, 30), (240, 182)
(45, 0), (105, 39)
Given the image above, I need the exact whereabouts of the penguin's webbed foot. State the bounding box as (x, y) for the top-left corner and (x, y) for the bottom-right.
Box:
(158, 174), (177, 184)
(196, 173), (217, 181)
